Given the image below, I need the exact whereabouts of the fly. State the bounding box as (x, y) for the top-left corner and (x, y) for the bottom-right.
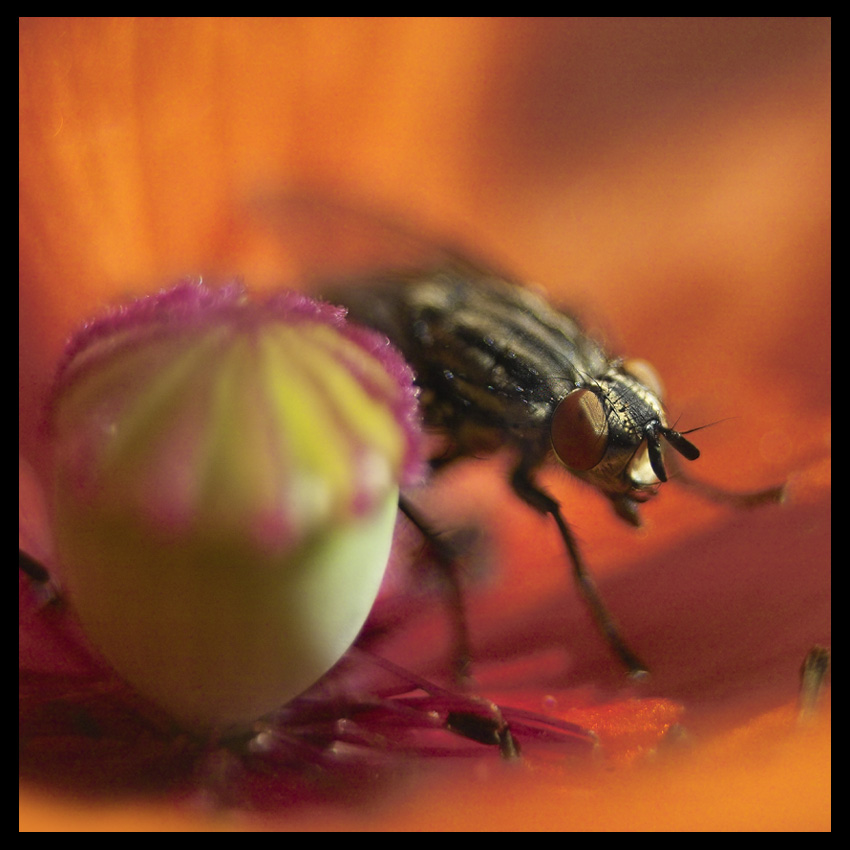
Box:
(320, 258), (782, 679)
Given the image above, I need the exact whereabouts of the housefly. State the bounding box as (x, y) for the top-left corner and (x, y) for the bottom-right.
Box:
(248, 189), (782, 679)
(319, 256), (781, 679)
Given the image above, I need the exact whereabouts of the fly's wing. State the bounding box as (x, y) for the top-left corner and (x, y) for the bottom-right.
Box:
(248, 185), (527, 358)
(247, 184), (512, 290)
(319, 274), (422, 359)
(248, 185), (610, 431)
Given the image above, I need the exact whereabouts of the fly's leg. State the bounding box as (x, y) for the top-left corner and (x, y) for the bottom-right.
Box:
(19, 549), (51, 584)
(667, 455), (786, 507)
(510, 467), (649, 678)
(19, 549), (62, 606)
(798, 645), (830, 724)
(398, 496), (473, 684)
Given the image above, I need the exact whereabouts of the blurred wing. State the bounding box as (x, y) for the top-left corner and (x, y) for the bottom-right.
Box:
(246, 183), (516, 290)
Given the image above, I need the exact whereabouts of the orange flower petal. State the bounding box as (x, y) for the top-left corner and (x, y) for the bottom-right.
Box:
(20, 18), (829, 831)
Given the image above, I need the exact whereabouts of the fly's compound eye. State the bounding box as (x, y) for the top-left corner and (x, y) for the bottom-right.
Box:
(622, 357), (665, 400)
(551, 388), (609, 471)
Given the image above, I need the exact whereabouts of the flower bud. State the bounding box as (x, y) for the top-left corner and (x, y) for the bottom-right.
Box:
(48, 280), (422, 730)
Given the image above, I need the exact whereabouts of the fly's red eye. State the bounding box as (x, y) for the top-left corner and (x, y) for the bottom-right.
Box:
(551, 388), (609, 471)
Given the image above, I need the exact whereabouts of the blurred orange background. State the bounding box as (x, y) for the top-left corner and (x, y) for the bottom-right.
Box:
(20, 18), (829, 831)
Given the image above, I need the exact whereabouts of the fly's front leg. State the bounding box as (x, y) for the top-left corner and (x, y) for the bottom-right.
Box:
(398, 496), (473, 684)
(509, 466), (649, 678)
(675, 470), (786, 508)
(664, 452), (786, 507)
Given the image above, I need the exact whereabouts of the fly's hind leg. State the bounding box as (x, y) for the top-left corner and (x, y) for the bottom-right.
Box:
(398, 496), (474, 685)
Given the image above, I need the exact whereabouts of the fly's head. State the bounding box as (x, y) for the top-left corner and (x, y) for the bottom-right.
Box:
(549, 359), (700, 526)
